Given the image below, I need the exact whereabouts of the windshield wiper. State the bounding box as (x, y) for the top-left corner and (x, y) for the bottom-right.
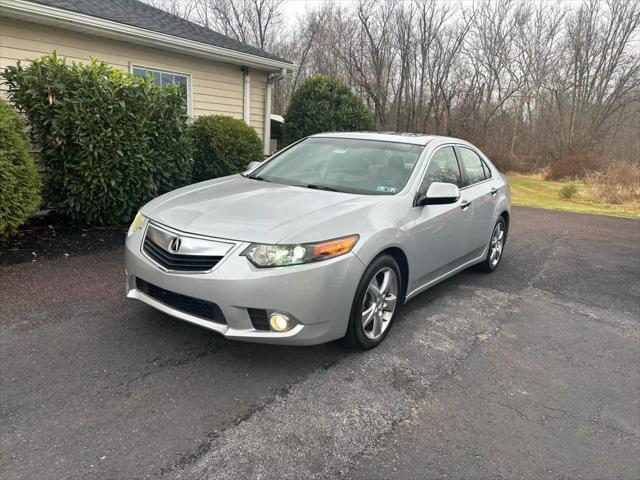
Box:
(243, 173), (271, 182)
(304, 183), (341, 192)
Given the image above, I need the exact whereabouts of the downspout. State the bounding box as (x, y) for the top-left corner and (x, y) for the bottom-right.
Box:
(264, 68), (288, 156)
(242, 66), (250, 125)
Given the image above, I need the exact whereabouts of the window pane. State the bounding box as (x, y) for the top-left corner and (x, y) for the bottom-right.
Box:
(174, 75), (187, 91)
(420, 146), (461, 193)
(159, 72), (173, 87)
(132, 67), (159, 85)
(174, 76), (188, 100)
(459, 148), (485, 186)
(132, 67), (147, 77)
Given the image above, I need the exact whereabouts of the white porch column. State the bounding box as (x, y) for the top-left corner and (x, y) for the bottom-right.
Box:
(263, 80), (273, 156)
(242, 66), (250, 125)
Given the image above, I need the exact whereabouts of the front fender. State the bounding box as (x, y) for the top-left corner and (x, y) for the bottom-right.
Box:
(352, 227), (413, 268)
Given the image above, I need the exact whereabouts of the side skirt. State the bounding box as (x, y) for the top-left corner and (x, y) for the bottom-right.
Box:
(404, 249), (487, 302)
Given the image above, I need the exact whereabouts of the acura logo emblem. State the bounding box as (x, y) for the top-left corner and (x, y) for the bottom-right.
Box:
(168, 236), (182, 253)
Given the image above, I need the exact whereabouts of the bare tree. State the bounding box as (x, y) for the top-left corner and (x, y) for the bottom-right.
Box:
(193, 0), (284, 50)
(340, 0), (398, 126)
(390, 2), (415, 131)
(559, 0), (640, 153)
(146, 0), (198, 18)
(511, 2), (565, 162)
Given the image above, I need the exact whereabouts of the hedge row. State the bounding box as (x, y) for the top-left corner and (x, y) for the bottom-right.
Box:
(1, 54), (265, 232)
(2, 53), (193, 226)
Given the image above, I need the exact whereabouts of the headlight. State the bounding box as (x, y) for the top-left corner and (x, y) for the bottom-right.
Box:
(242, 234), (359, 268)
(127, 211), (147, 237)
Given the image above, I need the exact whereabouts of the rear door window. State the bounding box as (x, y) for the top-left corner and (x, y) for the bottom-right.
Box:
(458, 147), (487, 186)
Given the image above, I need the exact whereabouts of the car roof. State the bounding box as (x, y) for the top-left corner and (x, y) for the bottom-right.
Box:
(309, 131), (470, 146)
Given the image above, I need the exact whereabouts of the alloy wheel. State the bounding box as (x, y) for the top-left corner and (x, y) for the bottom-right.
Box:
(361, 267), (398, 340)
(489, 222), (505, 268)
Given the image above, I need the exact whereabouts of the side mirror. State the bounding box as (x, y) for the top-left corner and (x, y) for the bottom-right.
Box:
(416, 182), (460, 206)
(245, 160), (263, 173)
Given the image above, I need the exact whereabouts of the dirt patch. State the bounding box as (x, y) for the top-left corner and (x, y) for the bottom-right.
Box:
(0, 215), (126, 266)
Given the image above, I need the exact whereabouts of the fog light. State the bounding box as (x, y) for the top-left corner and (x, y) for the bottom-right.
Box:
(269, 312), (293, 332)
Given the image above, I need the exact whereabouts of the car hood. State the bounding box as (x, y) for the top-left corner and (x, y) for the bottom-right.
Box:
(141, 175), (384, 244)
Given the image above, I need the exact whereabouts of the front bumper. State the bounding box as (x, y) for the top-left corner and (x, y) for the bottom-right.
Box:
(124, 223), (365, 345)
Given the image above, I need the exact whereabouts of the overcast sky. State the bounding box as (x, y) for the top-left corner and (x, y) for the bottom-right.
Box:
(280, 0), (335, 24)
(149, 0), (600, 31)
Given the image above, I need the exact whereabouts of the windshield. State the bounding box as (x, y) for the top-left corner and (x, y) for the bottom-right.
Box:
(249, 137), (425, 195)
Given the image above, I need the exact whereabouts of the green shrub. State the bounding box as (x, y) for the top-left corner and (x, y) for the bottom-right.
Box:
(191, 115), (263, 181)
(0, 99), (41, 237)
(283, 74), (375, 145)
(1, 53), (193, 226)
(558, 182), (578, 199)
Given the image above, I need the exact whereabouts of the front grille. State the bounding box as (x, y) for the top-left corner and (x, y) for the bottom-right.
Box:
(136, 278), (226, 324)
(143, 237), (222, 272)
(248, 308), (270, 331)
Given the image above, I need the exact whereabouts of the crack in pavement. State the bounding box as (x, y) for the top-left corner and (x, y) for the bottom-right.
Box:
(157, 358), (343, 478)
(519, 287), (640, 342)
(118, 341), (227, 400)
(525, 234), (568, 289)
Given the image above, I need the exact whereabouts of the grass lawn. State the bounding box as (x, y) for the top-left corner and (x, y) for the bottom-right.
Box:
(507, 174), (640, 219)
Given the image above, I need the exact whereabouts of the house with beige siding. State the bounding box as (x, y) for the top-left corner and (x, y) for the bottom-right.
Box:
(0, 0), (294, 154)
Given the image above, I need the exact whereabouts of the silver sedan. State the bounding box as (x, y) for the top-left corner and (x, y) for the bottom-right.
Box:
(124, 132), (510, 349)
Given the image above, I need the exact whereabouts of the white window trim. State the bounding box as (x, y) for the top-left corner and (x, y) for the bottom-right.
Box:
(129, 64), (193, 118)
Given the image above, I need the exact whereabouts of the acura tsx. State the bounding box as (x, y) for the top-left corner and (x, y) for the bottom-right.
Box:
(124, 132), (510, 349)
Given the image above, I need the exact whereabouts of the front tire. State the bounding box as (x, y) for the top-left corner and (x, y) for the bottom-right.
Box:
(344, 255), (401, 350)
(477, 217), (507, 272)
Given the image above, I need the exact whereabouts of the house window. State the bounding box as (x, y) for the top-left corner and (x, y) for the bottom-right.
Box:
(131, 65), (191, 116)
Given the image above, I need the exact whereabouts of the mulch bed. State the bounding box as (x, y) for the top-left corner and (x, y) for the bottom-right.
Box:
(0, 214), (127, 267)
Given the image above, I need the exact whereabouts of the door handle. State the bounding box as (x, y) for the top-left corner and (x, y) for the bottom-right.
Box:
(490, 186), (498, 196)
(460, 199), (471, 210)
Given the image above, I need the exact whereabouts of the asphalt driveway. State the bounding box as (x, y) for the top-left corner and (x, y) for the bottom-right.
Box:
(1, 206), (638, 479)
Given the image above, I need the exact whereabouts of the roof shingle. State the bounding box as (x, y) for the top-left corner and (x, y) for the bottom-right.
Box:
(29, 0), (291, 64)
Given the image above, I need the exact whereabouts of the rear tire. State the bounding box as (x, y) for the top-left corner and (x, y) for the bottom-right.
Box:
(344, 255), (401, 350)
(476, 217), (507, 273)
